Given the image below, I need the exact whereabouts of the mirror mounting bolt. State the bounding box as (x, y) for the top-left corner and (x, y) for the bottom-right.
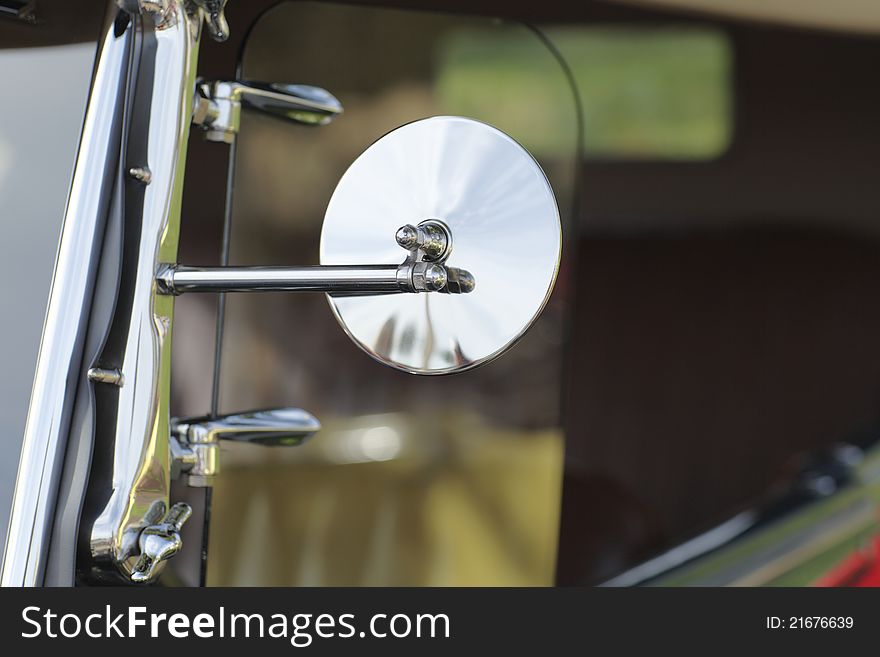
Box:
(410, 262), (447, 292)
(395, 221), (450, 261)
(155, 265), (179, 295)
(395, 225), (419, 250)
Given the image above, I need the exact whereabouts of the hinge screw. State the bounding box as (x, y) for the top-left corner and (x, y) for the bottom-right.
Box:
(88, 367), (124, 386)
(129, 166), (152, 184)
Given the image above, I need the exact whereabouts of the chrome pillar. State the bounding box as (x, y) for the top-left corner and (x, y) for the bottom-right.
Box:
(87, 1), (203, 582)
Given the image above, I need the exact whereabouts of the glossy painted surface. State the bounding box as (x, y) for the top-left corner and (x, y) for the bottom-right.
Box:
(320, 116), (561, 374)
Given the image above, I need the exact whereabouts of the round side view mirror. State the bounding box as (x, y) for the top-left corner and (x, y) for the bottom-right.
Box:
(321, 116), (561, 374)
(161, 116), (561, 375)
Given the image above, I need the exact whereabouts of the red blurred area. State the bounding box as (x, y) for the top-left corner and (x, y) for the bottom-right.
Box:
(815, 536), (880, 587)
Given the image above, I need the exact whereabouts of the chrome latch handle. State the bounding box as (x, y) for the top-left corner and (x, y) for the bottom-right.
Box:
(191, 0), (230, 42)
(171, 408), (321, 487)
(130, 503), (192, 584)
(193, 79), (343, 143)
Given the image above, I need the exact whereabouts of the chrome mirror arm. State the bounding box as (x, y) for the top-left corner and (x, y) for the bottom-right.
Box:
(156, 220), (476, 296)
(157, 262), (475, 295)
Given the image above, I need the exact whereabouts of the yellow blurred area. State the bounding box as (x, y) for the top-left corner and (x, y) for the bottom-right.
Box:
(206, 416), (563, 586)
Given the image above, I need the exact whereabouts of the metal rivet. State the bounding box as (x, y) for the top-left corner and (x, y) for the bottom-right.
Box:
(128, 166), (152, 184)
(395, 221), (450, 261)
(88, 367), (125, 386)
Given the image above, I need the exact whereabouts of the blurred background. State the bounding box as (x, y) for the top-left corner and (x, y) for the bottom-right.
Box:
(170, 0), (880, 587)
(174, 3), (579, 586)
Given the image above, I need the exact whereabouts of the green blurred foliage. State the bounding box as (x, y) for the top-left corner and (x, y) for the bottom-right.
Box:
(438, 26), (732, 160)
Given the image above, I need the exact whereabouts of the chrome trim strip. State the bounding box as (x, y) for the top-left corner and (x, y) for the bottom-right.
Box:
(1, 6), (134, 587)
(88, 1), (202, 581)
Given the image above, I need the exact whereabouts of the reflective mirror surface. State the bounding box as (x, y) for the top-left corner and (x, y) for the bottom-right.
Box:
(320, 116), (561, 374)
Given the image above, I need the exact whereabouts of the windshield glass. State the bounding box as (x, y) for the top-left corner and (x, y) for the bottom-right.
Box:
(0, 27), (99, 555)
